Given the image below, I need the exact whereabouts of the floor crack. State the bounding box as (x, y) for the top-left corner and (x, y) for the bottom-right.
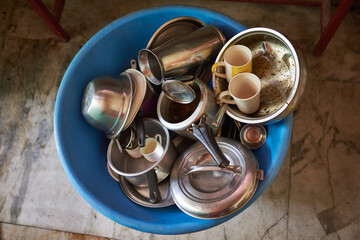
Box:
(260, 213), (288, 240)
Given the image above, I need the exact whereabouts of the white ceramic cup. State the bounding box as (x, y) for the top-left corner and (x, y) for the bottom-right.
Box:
(212, 45), (252, 82)
(140, 134), (164, 162)
(219, 73), (261, 114)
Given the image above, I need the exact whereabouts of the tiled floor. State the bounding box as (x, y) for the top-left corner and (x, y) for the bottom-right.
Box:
(0, 0), (359, 239)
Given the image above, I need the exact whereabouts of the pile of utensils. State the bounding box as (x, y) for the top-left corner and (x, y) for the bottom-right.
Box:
(81, 17), (306, 219)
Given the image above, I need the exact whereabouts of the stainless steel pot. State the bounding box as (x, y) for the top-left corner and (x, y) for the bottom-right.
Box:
(158, 78), (236, 178)
(212, 27), (307, 124)
(170, 137), (263, 219)
(108, 118), (177, 203)
(157, 79), (220, 140)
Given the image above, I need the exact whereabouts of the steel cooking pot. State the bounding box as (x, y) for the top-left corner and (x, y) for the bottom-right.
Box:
(158, 78), (235, 175)
(108, 118), (177, 203)
(170, 137), (263, 219)
(157, 79), (220, 140)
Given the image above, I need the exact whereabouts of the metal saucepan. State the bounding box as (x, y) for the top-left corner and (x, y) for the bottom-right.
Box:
(108, 118), (177, 203)
(115, 113), (146, 159)
(170, 137), (263, 219)
(157, 79), (220, 140)
(158, 78), (238, 174)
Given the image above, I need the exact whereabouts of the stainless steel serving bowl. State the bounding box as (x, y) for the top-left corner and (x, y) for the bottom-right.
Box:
(81, 73), (133, 138)
(213, 27), (307, 124)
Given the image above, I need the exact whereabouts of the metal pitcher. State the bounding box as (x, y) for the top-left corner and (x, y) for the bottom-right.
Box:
(138, 25), (225, 85)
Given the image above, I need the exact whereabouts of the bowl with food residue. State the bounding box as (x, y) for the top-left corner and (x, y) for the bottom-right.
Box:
(212, 27), (307, 124)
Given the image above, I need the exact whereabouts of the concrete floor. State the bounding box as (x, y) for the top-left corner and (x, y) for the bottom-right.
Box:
(0, 0), (359, 239)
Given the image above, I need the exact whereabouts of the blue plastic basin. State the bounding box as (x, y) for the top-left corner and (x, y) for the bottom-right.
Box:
(54, 5), (292, 235)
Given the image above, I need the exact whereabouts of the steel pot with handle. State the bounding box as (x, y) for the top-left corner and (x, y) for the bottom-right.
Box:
(108, 118), (177, 203)
(170, 137), (263, 219)
(157, 77), (238, 176)
(157, 79), (220, 140)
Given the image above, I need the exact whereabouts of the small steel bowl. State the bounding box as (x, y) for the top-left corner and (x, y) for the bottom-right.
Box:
(81, 73), (133, 139)
(240, 124), (267, 149)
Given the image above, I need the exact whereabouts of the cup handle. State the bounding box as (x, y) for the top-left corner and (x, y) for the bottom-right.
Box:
(211, 62), (227, 79)
(130, 59), (137, 69)
(219, 90), (236, 104)
(154, 134), (162, 146)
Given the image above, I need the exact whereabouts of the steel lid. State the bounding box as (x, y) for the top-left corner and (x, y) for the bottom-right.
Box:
(170, 137), (260, 219)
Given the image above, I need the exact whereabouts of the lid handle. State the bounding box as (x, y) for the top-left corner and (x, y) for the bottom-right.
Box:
(191, 116), (230, 168)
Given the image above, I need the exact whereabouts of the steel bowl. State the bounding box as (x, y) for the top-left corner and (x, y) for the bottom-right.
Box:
(81, 73), (133, 138)
(213, 27), (307, 124)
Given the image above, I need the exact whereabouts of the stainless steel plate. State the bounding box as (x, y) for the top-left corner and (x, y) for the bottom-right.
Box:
(147, 17), (205, 49)
(108, 161), (174, 208)
(119, 175), (174, 208)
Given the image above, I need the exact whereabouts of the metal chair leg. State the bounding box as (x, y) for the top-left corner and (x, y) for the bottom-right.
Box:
(314, 0), (354, 56)
(26, 0), (69, 41)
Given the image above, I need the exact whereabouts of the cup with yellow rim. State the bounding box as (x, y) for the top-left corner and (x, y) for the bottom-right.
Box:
(211, 45), (252, 82)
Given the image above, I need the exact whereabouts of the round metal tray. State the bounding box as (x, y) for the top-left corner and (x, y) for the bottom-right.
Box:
(119, 175), (174, 208)
(147, 16), (205, 49)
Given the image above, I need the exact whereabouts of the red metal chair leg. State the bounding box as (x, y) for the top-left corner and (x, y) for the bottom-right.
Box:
(314, 0), (354, 56)
(53, 0), (66, 20)
(26, 0), (69, 41)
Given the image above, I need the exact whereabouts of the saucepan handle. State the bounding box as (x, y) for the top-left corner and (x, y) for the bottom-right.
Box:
(135, 113), (145, 148)
(192, 122), (230, 168)
(145, 169), (162, 203)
